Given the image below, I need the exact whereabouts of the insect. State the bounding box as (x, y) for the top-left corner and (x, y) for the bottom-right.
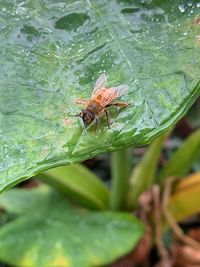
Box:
(76, 74), (128, 130)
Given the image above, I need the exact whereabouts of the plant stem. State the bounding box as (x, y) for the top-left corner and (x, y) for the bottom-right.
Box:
(110, 149), (131, 211)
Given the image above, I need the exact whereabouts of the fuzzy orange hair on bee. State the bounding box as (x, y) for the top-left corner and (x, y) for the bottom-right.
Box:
(76, 74), (129, 130)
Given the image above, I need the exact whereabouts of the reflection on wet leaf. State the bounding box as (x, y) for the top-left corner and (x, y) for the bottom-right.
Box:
(20, 25), (40, 41)
(20, 25), (40, 36)
(121, 8), (140, 14)
(55, 13), (89, 31)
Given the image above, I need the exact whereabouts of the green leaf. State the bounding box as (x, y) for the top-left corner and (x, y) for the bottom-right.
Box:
(37, 164), (109, 210)
(1, 0), (200, 191)
(0, 187), (144, 267)
(126, 132), (169, 209)
(162, 172), (200, 231)
(0, 185), (51, 215)
(157, 128), (200, 184)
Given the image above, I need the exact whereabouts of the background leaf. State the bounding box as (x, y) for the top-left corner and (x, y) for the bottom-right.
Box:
(0, 185), (50, 215)
(37, 164), (109, 210)
(0, 186), (144, 267)
(126, 131), (169, 209)
(0, 0), (200, 191)
(157, 128), (200, 184)
(162, 172), (200, 231)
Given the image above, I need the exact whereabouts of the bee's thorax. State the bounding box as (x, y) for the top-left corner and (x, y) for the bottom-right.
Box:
(86, 100), (100, 114)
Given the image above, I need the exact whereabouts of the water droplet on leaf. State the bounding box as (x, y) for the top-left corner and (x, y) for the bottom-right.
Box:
(179, 4), (186, 12)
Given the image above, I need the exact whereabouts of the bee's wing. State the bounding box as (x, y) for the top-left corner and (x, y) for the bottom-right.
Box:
(92, 74), (107, 96)
(112, 85), (129, 98)
(100, 84), (129, 108)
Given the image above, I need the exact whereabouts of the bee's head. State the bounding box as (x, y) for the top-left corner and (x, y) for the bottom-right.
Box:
(79, 110), (95, 127)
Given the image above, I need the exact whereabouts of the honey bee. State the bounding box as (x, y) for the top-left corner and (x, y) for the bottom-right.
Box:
(76, 74), (128, 130)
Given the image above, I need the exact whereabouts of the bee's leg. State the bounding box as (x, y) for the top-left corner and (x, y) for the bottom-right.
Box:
(95, 116), (100, 132)
(69, 112), (82, 117)
(75, 99), (88, 105)
(104, 109), (111, 129)
(108, 102), (128, 108)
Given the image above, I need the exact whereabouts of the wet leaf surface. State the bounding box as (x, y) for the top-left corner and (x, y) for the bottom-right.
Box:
(0, 0), (200, 191)
(0, 186), (144, 267)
